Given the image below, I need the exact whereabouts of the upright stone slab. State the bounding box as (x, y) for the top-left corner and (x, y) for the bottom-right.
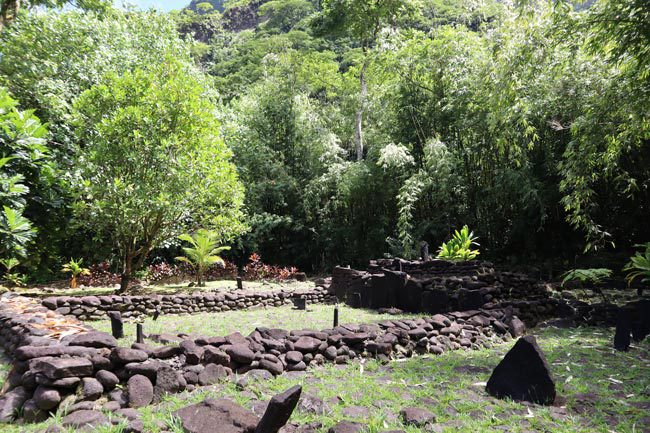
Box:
(369, 274), (389, 309)
(383, 269), (407, 310)
(614, 307), (632, 351)
(421, 288), (448, 314)
(403, 279), (422, 312)
(630, 300), (650, 343)
(254, 385), (302, 433)
(486, 335), (556, 405)
(458, 288), (484, 310)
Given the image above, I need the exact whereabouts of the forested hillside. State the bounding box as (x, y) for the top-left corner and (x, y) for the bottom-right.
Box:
(0, 0), (648, 280)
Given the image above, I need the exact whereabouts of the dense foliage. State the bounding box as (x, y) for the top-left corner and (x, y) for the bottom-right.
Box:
(73, 59), (244, 290)
(0, 0), (647, 282)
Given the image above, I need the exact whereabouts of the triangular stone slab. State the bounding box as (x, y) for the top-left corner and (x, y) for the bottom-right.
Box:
(486, 335), (556, 405)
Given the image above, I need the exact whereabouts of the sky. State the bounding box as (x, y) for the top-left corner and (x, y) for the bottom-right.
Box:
(113, 0), (188, 11)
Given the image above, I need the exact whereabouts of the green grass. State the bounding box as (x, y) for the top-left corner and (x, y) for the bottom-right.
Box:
(0, 351), (10, 391)
(90, 304), (422, 343)
(1, 327), (648, 433)
(11, 279), (315, 298)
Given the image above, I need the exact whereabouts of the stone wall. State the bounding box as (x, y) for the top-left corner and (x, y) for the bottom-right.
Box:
(331, 259), (551, 324)
(0, 292), (527, 424)
(40, 286), (332, 321)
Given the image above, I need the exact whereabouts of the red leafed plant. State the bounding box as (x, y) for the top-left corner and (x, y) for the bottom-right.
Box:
(77, 253), (297, 287)
(76, 262), (125, 287)
(242, 253), (299, 281)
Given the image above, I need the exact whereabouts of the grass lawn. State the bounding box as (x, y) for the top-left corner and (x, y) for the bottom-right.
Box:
(89, 304), (422, 344)
(1, 327), (648, 432)
(10, 279), (316, 298)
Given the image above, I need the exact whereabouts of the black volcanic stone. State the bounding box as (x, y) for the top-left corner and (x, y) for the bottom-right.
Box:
(254, 385), (302, 433)
(486, 336), (556, 405)
(69, 331), (118, 349)
(173, 398), (258, 433)
(614, 307), (632, 351)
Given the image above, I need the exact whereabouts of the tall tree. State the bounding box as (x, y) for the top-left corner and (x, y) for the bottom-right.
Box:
(317, 0), (414, 160)
(73, 59), (245, 292)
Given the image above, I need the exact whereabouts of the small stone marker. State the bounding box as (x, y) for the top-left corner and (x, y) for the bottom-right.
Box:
(108, 311), (124, 339)
(136, 323), (144, 344)
(237, 276), (243, 291)
(333, 305), (339, 327)
(614, 307), (632, 351)
(420, 241), (430, 261)
(292, 297), (306, 310)
(486, 335), (556, 405)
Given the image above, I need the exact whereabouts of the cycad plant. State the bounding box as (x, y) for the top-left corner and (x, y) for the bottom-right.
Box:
(61, 258), (90, 289)
(623, 243), (650, 295)
(437, 225), (480, 261)
(176, 229), (230, 287)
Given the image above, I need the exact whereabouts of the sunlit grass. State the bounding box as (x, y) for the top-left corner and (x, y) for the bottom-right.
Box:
(89, 304), (422, 344)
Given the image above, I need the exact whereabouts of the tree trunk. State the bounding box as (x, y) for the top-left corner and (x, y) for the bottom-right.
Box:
(118, 252), (133, 294)
(354, 60), (368, 161)
(0, 0), (20, 29)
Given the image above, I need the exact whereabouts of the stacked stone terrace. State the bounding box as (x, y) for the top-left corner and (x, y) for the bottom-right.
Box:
(0, 259), (615, 425)
(332, 258), (558, 326)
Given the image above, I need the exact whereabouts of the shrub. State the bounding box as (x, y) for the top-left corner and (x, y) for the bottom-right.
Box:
(243, 253), (299, 281)
(76, 262), (123, 287)
(61, 258), (90, 289)
(437, 226), (480, 261)
(1, 257), (25, 288)
(147, 262), (183, 282)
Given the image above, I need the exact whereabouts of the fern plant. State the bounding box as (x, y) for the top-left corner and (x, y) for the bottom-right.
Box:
(176, 229), (230, 287)
(61, 258), (90, 289)
(437, 225), (480, 261)
(623, 243), (650, 293)
(561, 268), (612, 302)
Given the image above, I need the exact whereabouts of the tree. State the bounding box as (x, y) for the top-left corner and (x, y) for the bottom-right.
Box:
(72, 59), (245, 292)
(0, 0), (109, 29)
(0, 9), (192, 144)
(0, 10), (200, 274)
(258, 0), (314, 33)
(176, 229), (230, 286)
(317, 0), (415, 160)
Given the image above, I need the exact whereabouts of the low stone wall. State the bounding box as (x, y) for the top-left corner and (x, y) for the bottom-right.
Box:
(0, 292), (527, 424)
(40, 286), (332, 321)
(332, 259), (549, 319)
(0, 297), (93, 359)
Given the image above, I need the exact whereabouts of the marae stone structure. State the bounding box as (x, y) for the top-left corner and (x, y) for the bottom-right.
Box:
(1, 257), (645, 428)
